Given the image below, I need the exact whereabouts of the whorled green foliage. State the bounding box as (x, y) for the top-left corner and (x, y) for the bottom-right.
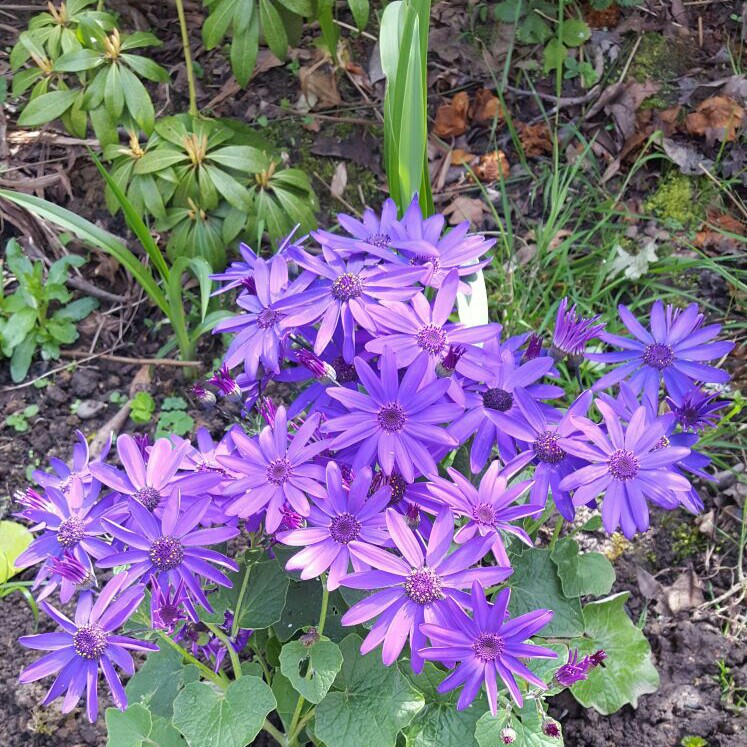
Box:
(0, 238), (99, 381)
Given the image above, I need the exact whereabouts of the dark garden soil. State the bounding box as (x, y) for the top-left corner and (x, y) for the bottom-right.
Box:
(1, 0), (746, 745)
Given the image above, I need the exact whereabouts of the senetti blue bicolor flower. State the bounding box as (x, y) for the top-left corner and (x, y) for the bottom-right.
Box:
(33, 430), (108, 493)
(559, 401), (694, 537)
(340, 508), (511, 673)
(322, 350), (461, 482)
(419, 582), (555, 714)
(589, 301), (734, 406)
(666, 387), (729, 433)
(278, 462), (391, 589)
(19, 575), (157, 722)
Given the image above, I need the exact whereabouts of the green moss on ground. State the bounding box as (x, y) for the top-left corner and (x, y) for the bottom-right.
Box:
(644, 173), (707, 229)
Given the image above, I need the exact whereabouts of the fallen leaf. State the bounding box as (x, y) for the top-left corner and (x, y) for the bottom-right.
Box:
(636, 566), (663, 600)
(584, 2), (621, 28)
(298, 61), (341, 111)
(450, 148), (476, 165)
(443, 196), (486, 226)
(473, 150), (509, 183)
(660, 136), (715, 175)
(694, 211), (746, 251)
(516, 121), (553, 157)
(685, 95), (745, 143)
(330, 161), (347, 200)
(433, 91), (470, 137)
(659, 569), (704, 615)
(587, 80), (660, 140)
(471, 87), (503, 126)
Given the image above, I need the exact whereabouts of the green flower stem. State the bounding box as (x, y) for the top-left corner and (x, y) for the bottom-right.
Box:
(549, 517), (564, 550)
(206, 623), (242, 680)
(173, 0), (199, 117)
(155, 629), (227, 688)
(248, 640), (272, 683)
(262, 719), (286, 745)
(231, 561), (252, 638)
(287, 578), (331, 745)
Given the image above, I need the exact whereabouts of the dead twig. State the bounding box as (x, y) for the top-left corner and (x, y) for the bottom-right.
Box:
(59, 350), (201, 368)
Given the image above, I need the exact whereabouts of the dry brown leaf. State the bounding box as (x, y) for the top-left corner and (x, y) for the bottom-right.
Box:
(443, 196), (486, 226)
(516, 121), (553, 157)
(694, 211), (746, 251)
(298, 62), (341, 111)
(584, 2), (620, 28)
(473, 150), (509, 182)
(660, 569), (704, 615)
(685, 95), (745, 143)
(587, 80), (660, 140)
(330, 161), (347, 200)
(450, 148), (476, 165)
(471, 88), (503, 126)
(433, 91), (470, 137)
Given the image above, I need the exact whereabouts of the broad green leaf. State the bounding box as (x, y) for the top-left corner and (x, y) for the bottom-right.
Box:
(280, 637), (343, 704)
(124, 646), (200, 719)
(475, 700), (563, 746)
(105, 704), (186, 747)
(259, 0), (288, 59)
(561, 19), (591, 47)
(348, 0), (370, 30)
(315, 634), (425, 747)
(551, 537), (615, 598)
(270, 672), (298, 733)
(570, 593), (660, 714)
(202, 164), (253, 210)
(492, 0), (523, 22)
(2, 308), (37, 350)
(274, 577), (324, 642)
(120, 64), (155, 133)
(506, 548), (584, 638)
(543, 38), (567, 73)
(276, 0), (313, 16)
(10, 335), (37, 382)
(187, 257), (213, 321)
(53, 48), (103, 71)
(230, 18), (259, 86)
(17, 89), (78, 126)
(403, 663), (483, 747)
(207, 145), (267, 173)
(120, 31), (162, 51)
(0, 520), (33, 584)
(104, 62), (124, 120)
(133, 148), (189, 175)
(46, 318), (78, 344)
(121, 53), (170, 82)
(172, 676), (276, 747)
(203, 0), (236, 48)
(12, 68), (42, 97)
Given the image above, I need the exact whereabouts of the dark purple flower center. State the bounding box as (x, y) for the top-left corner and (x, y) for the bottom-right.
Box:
(482, 387), (513, 412)
(155, 603), (185, 631)
(473, 502), (497, 526)
(329, 512), (361, 544)
(652, 435), (670, 451)
(332, 356), (357, 384)
(257, 308), (280, 329)
(416, 324), (448, 356)
(57, 516), (85, 548)
(533, 431), (566, 465)
(472, 632), (505, 662)
(135, 486), (162, 511)
(331, 273), (363, 301)
(642, 342), (674, 370)
(148, 536), (185, 571)
(73, 623), (108, 660)
(240, 276), (257, 294)
(409, 254), (440, 272)
(365, 233), (391, 250)
(404, 566), (444, 604)
(542, 721), (561, 738)
(377, 403), (406, 433)
(608, 449), (640, 481)
(267, 457), (293, 485)
(387, 473), (407, 506)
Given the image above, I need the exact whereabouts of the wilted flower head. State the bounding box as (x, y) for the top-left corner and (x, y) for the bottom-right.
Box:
(541, 720), (562, 738)
(501, 727), (517, 744)
(208, 364), (242, 398)
(551, 298), (604, 360)
(554, 648), (591, 686)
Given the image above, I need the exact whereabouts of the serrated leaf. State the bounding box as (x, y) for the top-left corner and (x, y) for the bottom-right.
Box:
(172, 676), (276, 747)
(570, 593), (660, 714)
(280, 637), (343, 704)
(315, 634), (424, 747)
(17, 89), (78, 126)
(550, 537), (615, 598)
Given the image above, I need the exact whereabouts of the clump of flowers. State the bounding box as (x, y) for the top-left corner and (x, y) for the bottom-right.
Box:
(12, 196), (734, 745)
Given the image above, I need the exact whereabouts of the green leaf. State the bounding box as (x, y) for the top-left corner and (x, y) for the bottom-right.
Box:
(10, 335), (37, 382)
(133, 148), (189, 175)
(47, 318), (78, 344)
(543, 38), (567, 73)
(270, 672), (298, 733)
(124, 646), (200, 719)
(54, 48), (103, 71)
(230, 18), (259, 86)
(570, 593), (660, 714)
(17, 89), (78, 126)
(561, 19), (591, 47)
(348, 0), (369, 30)
(104, 62), (124, 120)
(475, 700), (564, 746)
(120, 64), (155, 133)
(105, 704), (187, 747)
(259, 0), (288, 59)
(276, 0), (313, 15)
(274, 577), (324, 642)
(121, 53), (170, 82)
(492, 0), (523, 22)
(172, 676), (276, 747)
(203, 0), (236, 48)
(202, 164), (253, 210)
(551, 537), (615, 598)
(315, 634), (425, 747)
(2, 308), (38, 350)
(280, 637), (343, 704)
(403, 663), (483, 747)
(207, 145), (267, 173)
(0, 520), (33, 584)
(506, 548), (584, 638)
(119, 31), (162, 51)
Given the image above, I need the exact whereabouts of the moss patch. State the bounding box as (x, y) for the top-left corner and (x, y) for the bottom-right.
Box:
(644, 173), (706, 229)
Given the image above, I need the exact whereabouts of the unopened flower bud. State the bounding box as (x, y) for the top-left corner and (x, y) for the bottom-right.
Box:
(588, 649), (607, 667)
(191, 383), (217, 407)
(541, 719), (561, 738)
(436, 345), (465, 377)
(299, 627), (320, 647)
(500, 727), (517, 744)
(523, 333), (543, 361)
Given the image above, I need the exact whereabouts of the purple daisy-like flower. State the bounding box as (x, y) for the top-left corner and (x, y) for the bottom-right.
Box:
(588, 301), (734, 407)
(425, 460), (540, 566)
(340, 508), (511, 672)
(18, 575), (157, 722)
(322, 351), (461, 482)
(98, 493), (238, 612)
(275, 249), (423, 362)
(33, 430), (109, 494)
(312, 198), (400, 260)
(279, 462), (391, 589)
(450, 351), (562, 472)
(665, 387), (729, 432)
(386, 196), (494, 289)
(554, 648), (591, 686)
(366, 270), (501, 371)
(558, 401), (693, 537)
(219, 406), (328, 531)
(90, 435), (217, 512)
(150, 578), (190, 633)
(503, 389), (593, 520)
(208, 364), (242, 398)
(213, 255), (312, 378)
(551, 298), (604, 359)
(419, 582), (555, 713)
